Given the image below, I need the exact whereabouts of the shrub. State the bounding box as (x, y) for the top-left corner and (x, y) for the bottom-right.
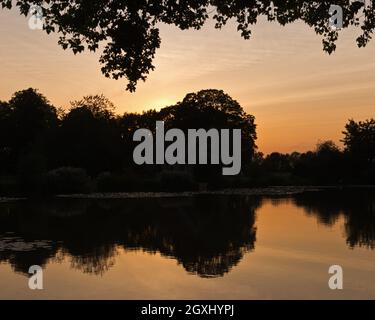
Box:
(17, 152), (47, 194)
(0, 176), (20, 196)
(159, 170), (197, 192)
(96, 172), (136, 192)
(46, 167), (91, 194)
(96, 171), (165, 192)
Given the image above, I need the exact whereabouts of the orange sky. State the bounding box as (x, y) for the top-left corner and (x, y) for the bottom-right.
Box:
(0, 10), (374, 154)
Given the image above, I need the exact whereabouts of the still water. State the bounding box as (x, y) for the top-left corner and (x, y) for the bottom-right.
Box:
(0, 189), (374, 300)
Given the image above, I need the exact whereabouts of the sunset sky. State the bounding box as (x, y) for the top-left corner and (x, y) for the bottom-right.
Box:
(0, 9), (374, 154)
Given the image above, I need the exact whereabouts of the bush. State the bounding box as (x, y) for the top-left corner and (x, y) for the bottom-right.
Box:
(96, 171), (171, 192)
(17, 152), (47, 194)
(159, 170), (197, 192)
(0, 176), (21, 196)
(96, 172), (137, 192)
(46, 167), (91, 194)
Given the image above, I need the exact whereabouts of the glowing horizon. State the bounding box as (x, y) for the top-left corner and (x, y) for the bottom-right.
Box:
(1, 10), (374, 154)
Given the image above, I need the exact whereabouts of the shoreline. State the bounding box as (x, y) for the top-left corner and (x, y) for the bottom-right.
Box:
(0, 185), (373, 202)
(56, 185), (374, 200)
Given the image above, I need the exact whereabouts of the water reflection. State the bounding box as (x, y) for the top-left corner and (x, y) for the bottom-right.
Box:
(0, 190), (374, 280)
(293, 189), (375, 249)
(0, 196), (259, 278)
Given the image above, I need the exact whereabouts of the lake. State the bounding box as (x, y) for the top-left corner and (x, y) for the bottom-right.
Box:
(0, 189), (374, 299)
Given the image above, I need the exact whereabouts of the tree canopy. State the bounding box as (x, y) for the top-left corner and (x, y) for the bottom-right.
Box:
(342, 118), (375, 165)
(2, 0), (375, 91)
(0, 87), (374, 194)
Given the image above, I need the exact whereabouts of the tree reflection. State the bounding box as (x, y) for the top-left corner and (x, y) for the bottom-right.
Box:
(0, 196), (259, 278)
(293, 189), (375, 249)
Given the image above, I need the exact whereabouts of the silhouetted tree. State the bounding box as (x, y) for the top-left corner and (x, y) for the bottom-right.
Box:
(2, 1), (374, 90)
(342, 119), (375, 183)
(8, 88), (58, 152)
(70, 94), (115, 119)
(0, 101), (12, 173)
(0, 88), (374, 194)
(159, 89), (257, 182)
(56, 95), (122, 175)
(117, 89), (257, 181)
(165, 89), (256, 155)
(0, 89), (58, 184)
(263, 152), (292, 172)
(291, 141), (344, 184)
(315, 140), (344, 183)
(343, 119), (375, 164)
(118, 110), (161, 169)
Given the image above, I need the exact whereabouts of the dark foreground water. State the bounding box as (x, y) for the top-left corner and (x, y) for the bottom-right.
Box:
(0, 189), (374, 300)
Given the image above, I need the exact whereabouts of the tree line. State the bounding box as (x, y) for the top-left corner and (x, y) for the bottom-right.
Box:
(0, 88), (373, 195)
